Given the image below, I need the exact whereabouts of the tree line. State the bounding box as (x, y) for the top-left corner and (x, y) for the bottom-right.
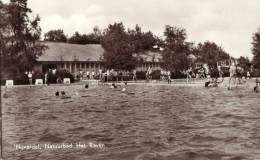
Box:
(1, 0), (259, 80)
(43, 23), (256, 74)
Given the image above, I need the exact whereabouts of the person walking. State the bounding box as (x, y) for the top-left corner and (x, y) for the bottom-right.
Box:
(44, 72), (48, 85)
(167, 70), (171, 84)
(133, 69), (137, 82)
(28, 71), (33, 85)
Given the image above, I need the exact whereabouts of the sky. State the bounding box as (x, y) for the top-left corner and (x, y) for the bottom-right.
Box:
(3, 0), (260, 58)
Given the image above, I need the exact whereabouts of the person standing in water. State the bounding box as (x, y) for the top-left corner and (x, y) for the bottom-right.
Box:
(217, 65), (224, 84)
(228, 62), (237, 89)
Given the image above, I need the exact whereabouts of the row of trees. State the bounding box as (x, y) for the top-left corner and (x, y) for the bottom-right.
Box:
(44, 25), (158, 49)
(44, 27), (102, 44)
(100, 23), (232, 72)
(45, 23), (250, 73)
(101, 23), (258, 74)
(1, 0), (259, 80)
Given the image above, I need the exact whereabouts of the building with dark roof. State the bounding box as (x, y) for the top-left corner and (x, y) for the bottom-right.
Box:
(34, 42), (163, 75)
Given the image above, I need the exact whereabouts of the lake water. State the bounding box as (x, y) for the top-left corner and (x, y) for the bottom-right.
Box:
(1, 82), (260, 160)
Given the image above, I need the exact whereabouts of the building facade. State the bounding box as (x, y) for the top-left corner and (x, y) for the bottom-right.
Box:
(35, 42), (163, 76)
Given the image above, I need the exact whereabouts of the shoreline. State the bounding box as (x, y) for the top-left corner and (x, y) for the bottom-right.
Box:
(1, 78), (257, 89)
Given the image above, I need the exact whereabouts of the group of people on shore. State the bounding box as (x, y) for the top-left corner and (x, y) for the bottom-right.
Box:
(23, 62), (259, 93)
(185, 62), (253, 89)
(76, 69), (100, 81)
(75, 69), (137, 82)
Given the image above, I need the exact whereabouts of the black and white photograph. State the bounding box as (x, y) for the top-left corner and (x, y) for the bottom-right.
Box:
(0, 0), (260, 159)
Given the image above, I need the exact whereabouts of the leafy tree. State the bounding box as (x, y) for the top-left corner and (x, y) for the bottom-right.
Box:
(238, 56), (251, 71)
(68, 31), (86, 44)
(44, 29), (67, 42)
(252, 28), (260, 69)
(128, 24), (158, 53)
(92, 25), (102, 43)
(0, 1), (9, 70)
(0, 0), (47, 78)
(68, 27), (102, 44)
(162, 25), (190, 72)
(101, 22), (137, 70)
(196, 41), (230, 67)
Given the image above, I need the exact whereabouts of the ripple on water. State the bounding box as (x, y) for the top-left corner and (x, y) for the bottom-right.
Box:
(3, 93), (10, 98)
(38, 114), (58, 120)
(39, 134), (65, 143)
(67, 127), (85, 132)
(162, 150), (233, 160)
(135, 152), (163, 160)
(190, 135), (222, 143)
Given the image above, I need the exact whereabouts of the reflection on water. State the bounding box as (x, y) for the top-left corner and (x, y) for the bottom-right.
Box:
(1, 84), (260, 160)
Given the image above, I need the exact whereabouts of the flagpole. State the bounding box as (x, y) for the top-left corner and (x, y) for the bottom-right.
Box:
(0, 68), (3, 160)
(0, 42), (4, 160)
(0, 96), (3, 160)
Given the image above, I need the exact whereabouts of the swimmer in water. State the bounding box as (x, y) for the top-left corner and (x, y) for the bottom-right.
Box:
(60, 91), (71, 99)
(111, 83), (117, 88)
(55, 91), (59, 96)
(61, 91), (66, 96)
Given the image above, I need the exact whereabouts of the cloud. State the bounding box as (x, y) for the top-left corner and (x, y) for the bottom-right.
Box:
(84, 4), (104, 15)
(4, 0), (260, 58)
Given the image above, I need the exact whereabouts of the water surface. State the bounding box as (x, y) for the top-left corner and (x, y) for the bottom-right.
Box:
(1, 83), (260, 160)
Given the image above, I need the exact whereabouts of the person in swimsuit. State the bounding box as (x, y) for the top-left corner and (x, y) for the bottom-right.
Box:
(236, 65), (245, 84)
(228, 63), (237, 89)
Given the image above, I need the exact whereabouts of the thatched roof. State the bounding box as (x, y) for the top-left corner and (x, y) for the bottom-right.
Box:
(37, 42), (162, 63)
(37, 42), (104, 62)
